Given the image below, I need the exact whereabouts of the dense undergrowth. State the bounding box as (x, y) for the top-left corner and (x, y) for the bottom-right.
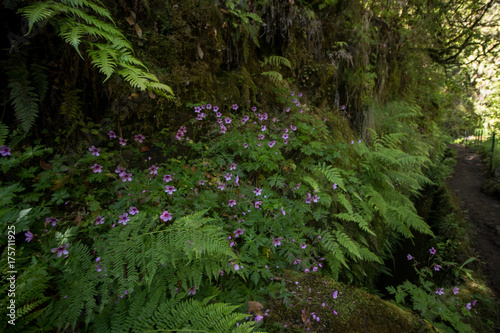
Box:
(1, 0), (499, 332)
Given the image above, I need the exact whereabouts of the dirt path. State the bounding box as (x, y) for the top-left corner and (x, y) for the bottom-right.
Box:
(447, 144), (500, 298)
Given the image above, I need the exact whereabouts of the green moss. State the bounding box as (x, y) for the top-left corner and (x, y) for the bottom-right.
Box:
(263, 270), (437, 332)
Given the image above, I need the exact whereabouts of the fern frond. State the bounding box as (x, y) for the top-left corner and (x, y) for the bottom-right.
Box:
(262, 55), (291, 68)
(58, 21), (86, 54)
(261, 71), (283, 84)
(19, 2), (57, 33)
(335, 230), (362, 260)
(8, 77), (39, 133)
(30, 63), (48, 101)
(316, 163), (346, 190)
(335, 212), (376, 236)
(0, 121), (8, 146)
(87, 46), (118, 80)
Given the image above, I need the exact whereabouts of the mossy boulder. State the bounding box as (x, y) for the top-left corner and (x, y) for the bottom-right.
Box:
(262, 270), (436, 332)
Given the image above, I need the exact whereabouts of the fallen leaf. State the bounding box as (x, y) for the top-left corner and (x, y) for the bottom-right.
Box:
(134, 23), (143, 38)
(197, 44), (204, 59)
(125, 16), (135, 25)
(139, 145), (149, 153)
(147, 91), (156, 99)
(247, 301), (264, 315)
(301, 309), (309, 324)
(40, 159), (52, 170)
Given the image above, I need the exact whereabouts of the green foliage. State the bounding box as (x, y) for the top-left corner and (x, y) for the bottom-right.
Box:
(19, 0), (174, 99)
(387, 253), (478, 333)
(7, 60), (40, 133)
(0, 121), (9, 146)
(0, 86), (450, 330)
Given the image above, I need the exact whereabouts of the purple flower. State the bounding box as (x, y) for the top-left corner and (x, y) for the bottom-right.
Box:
(333, 291), (338, 299)
(165, 185), (177, 194)
(435, 288), (444, 295)
(121, 173), (133, 182)
(216, 112), (222, 118)
(115, 166), (126, 176)
(453, 287), (459, 295)
(218, 182), (225, 191)
(163, 174), (172, 182)
(129, 206), (139, 215)
(233, 228), (245, 238)
(301, 244), (307, 249)
(149, 165), (159, 175)
(255, 315), (263, 322)
(25, 231), (34, 242)
(305, 193), (312, 204)
(134, 134), (145, 143)
(213, 106), (219, 112)
(251, 106), (257, 111)
(91, 163), (103, 173)
(46, 217), (59, 226)
(224, 173), (232, 181)
(228, 199), (236, 207)
(285, 107), (290, 112)
(51, 244), (69, 257)
(225, 117), (232, 124)
(465, 302), (472, 310)
(261, 125), (266, 131)
(272, 237), (282, 247)
(407, 254), (413, 260)
(232, 104), (238, 110)
(242, 115), (249, 123)
(282, 133), (289, 139)
(199, 180), (205, 185)
(118, 213), (130, 225)
(333, 183), (338, 190)
(207, 104), (212, 109)
(290, 125), (297, 131)
(255, 201), (262, 209)
(235, 175), (239, 186)
(258, 134), (265, 140)
(254, 188), (262, 196)
(304, 268), (310, 273)
(187, 286), (197, 296)
(230, 163), (237, 170)
(313, 267), (318, 272)
(108, 131), (116, 138)
(268, 140), (276, 148)
(160, 211), (173, 221)
(95, 264), (102, 272)
(429, 247), (436, 255)
(234, 263), (240, 271)
(312, 195), (320, 203)
(434, 264), (441, 271)
(88, 145), (100, 156)
(95, 216), (104, 225)
(243, 143), (248, 148)
(118, 137), (127, 146)
(298, 93), (302, 97)
(281, 207), (286, 215)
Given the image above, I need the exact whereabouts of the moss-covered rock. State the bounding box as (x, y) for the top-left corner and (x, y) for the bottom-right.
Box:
(262, 270), (436, 332)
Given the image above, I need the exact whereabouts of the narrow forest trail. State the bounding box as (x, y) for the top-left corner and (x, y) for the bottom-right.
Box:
(447, 144), (500, 298)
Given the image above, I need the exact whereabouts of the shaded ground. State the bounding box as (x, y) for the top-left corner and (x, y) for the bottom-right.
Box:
(447, 144), (500, 298)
